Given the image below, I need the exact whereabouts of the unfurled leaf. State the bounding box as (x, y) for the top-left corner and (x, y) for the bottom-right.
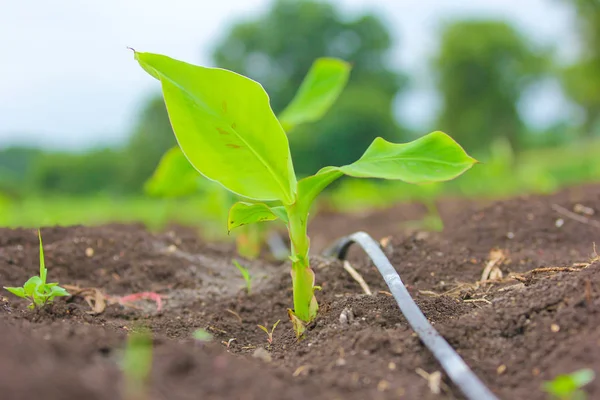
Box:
(228, 202), (288, 232)
(49, 285), (70, 298)
(134, 51), (297, 204)
(144, 146), (201, 198)
(279, 58), (351, 132)
(338, 131), (477, 182)
(23, 276), (42, 296)
(295, 131), (476, 221)
(4, 286), (26, 298)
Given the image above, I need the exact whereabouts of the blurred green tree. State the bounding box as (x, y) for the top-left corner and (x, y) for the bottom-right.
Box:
(432, 20), (546, 156)
(559, 0), (600, 136)
(212, 0), (406, 175)
(120, 96), (176, 191)
(29, 149), (124, 195)
(0, 147), (44, 197)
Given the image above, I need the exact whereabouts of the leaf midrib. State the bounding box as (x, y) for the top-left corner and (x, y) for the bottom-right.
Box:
(347, 155), (474, 169)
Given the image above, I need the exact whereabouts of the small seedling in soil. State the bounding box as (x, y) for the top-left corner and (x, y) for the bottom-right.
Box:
(192, 328), (213, 342)
(233, 260), (252, 294)
(4, 230), (69, 309)
(132, 51), (476, 337)
(121, 330), (153, 400)
(542, 368), (595, 400)
(257, 320), (281, 345)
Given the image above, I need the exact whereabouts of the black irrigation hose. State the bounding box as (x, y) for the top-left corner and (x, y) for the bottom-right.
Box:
(323, 231), (499, 400)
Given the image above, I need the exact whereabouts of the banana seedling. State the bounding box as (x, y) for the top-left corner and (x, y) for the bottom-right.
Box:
(133, 51), (476, 337)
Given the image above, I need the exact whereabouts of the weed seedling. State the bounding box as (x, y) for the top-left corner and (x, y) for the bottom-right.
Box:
(257, 320), (281, 345)
(542, 369), (595, 400)
(192, 328), (213, 342)
(4, 230), (69, 309)
(133, 51), (477, 337)
(121, 330), (153, 400)
(233, 260), (252, 294)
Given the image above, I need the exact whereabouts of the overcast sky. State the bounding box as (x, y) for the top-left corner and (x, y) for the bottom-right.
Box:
(0, 0), (579, 151)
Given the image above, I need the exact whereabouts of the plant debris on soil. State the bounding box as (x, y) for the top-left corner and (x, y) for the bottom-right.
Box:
(1, 184), (600, 399)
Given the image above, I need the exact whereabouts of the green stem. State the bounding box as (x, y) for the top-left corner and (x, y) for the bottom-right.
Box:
(286, 204), (318, 323)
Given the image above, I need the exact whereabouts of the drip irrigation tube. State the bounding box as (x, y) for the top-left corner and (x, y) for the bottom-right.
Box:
(323, 231), (499, 400)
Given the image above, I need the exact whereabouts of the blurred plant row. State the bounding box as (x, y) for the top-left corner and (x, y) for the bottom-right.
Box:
(1, 0), (599, 232)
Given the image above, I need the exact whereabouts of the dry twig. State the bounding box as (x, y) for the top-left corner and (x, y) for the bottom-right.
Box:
(552, 204), (600, 229)
(343, 260), (373, 295)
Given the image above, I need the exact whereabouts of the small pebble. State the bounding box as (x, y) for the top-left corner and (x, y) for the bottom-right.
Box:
(507, 232), (515, 239)
(85, 247), (94, 257)
(497, 365), (507, 375)
(339, 308), (354, 325)
(252, 347), (272, 363)
(335, 358), (346, 367)
(377, 380), (390, 392)
(551, 323), (560, 332)
(555, 219), (564, 228)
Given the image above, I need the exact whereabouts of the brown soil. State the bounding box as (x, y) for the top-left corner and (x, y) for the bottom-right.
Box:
(1, 184), (600, 399)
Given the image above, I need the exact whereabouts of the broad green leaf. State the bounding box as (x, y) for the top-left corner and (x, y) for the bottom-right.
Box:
(228, 202), (288, 232)
(295, 131), (476, 219)
(278, 58), (351, 132)
(144, 146), (201, 198)
(4, 286), (26, 298)
(23, 276), (42, 296)
(337, 131), (477, 183)
(49, 285), (70, 298)
(134, 51), (297, 204)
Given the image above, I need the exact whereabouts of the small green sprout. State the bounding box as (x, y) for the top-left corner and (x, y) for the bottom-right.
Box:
(192, 328), (213, 342)
(257, 319), (281, 345)
(233, 260), (252, 294)
(133, 51), (476, 337)
(4, 230), (69, 309)
(542, 369), (595, 400)
(121, 330), (153, 400)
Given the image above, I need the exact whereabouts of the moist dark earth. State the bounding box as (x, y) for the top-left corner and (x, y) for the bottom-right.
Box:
(1, 184), (600, 400)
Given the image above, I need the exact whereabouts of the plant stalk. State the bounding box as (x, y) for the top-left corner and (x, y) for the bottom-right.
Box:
(286, 205), (318, 325)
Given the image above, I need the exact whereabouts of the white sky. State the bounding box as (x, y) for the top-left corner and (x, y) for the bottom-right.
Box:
(0, 0), (579, 150)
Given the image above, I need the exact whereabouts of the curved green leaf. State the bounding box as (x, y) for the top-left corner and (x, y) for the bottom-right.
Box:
(296, 167), (343, 216)
(279, 58), (351, 132)
(134, 51), (297, 204)
(23, 276), (42, 296)
(228, 202), (288, 232)
(49, 285), (70, 298)
(295, 131), (476, 220)
(4, 286), (26, 298)
(339, 131), (477, 183)
(144, 146), (201, 198)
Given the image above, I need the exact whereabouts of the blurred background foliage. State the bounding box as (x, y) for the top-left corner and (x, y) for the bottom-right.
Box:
(1, 0), (599, 232)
